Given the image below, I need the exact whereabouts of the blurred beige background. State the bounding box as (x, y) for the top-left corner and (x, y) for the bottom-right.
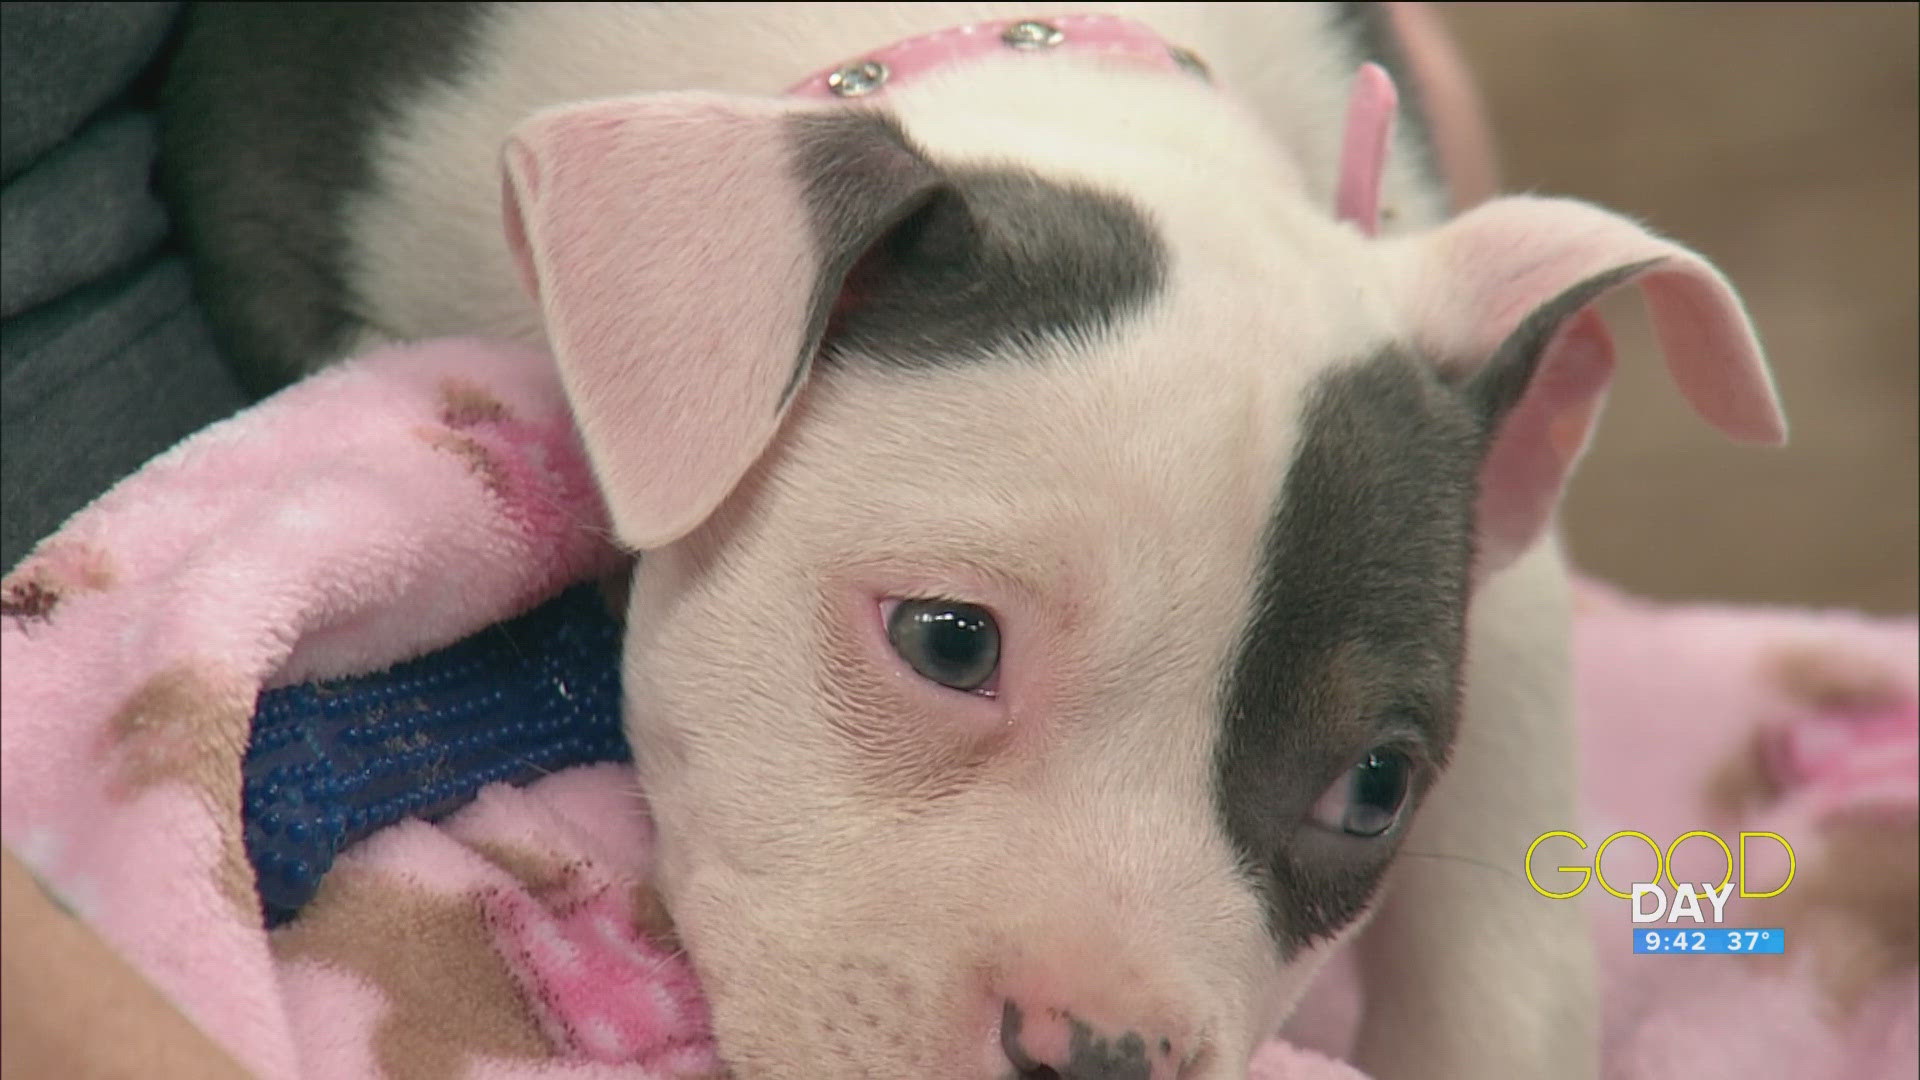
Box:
(1440, 3), (1918, 614)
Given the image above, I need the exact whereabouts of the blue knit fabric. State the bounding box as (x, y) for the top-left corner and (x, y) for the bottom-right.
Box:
(242, 584), (631, 926)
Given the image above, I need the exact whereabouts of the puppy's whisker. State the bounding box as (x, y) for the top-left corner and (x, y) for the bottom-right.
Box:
(1397, 848), (1529, 888)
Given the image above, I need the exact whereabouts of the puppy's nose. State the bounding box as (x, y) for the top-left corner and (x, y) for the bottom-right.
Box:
(999, 999), (1181, 1080)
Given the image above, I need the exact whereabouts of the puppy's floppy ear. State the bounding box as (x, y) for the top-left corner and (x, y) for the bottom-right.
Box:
(1390, 195), (1788, 574)
(501, 95), (941, 549)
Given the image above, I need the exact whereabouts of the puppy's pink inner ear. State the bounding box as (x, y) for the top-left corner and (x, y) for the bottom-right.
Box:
(1408, 195), (1787, 577)
(1473, 306), (1615, 573)
(1336, 62), (1398, 236)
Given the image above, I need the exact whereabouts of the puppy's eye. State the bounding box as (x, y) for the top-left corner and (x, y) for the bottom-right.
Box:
(886, 599), (1000, 693)
(1309, 748), (1412, 838)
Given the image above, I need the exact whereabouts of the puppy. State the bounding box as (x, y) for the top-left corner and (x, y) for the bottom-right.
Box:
(161, 4), (1786, 1077)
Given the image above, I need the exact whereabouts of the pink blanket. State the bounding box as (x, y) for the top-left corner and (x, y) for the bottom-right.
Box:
(3, 337), (1914, 1078)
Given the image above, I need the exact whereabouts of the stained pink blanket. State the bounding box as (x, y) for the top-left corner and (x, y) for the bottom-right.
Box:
(3, 338), (1914, 1078)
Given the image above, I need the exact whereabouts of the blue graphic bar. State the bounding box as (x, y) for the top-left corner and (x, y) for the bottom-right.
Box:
(1633, 928), (1785, 954)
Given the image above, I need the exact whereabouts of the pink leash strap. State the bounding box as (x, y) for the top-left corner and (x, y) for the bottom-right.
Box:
(1336, 62), (1399, 236)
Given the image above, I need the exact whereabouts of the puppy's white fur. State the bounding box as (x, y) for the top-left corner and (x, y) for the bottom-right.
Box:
(327, 4), (1607, 1077)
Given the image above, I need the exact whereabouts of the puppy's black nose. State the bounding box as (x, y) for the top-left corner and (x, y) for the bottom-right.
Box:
(1000, 999), (1179, 1080)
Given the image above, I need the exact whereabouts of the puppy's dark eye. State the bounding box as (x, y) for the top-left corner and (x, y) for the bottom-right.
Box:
(1309, 748), (1412, 838)
(886, 599), (1000, 693)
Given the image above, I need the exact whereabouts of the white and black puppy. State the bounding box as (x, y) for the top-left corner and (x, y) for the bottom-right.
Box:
(161, 4), (1786, 1078)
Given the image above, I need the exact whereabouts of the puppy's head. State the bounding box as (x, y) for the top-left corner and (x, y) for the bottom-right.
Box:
(501, 93), (1783, 1078)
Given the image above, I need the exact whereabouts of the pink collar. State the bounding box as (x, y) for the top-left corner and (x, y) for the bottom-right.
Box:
(787, 13), (1400, 238)
(786, 14), (1206, 99)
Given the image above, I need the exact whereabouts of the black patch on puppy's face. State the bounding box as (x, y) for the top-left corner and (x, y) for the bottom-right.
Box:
(1215, 349), (1485, 956)
(786, 110), (1168, 384)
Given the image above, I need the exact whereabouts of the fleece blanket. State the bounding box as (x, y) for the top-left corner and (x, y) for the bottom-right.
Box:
(3, 336), (1915, 1079)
